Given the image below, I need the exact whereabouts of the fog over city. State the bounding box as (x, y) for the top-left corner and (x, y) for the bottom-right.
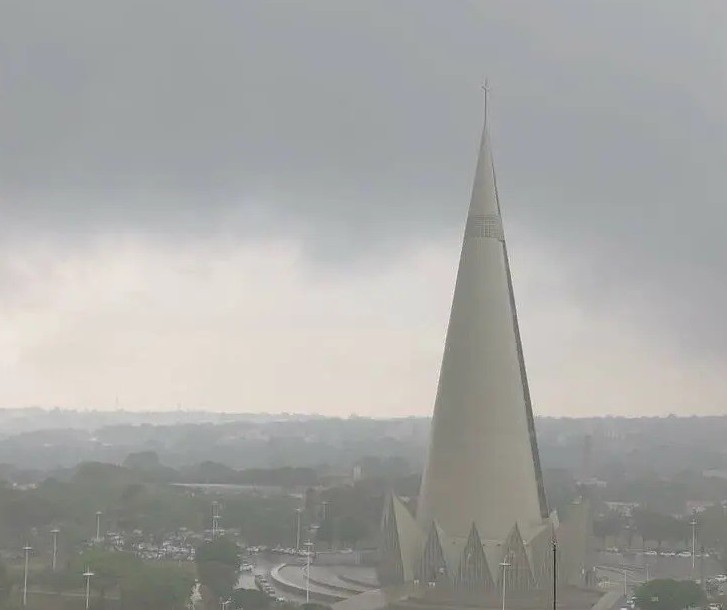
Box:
(2, 1), (727, 416)
(5, 5), (727, 610)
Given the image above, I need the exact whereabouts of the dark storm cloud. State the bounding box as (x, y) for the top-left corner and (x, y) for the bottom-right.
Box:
(1, 1), (726, 349)
(1, 1), (478, 244)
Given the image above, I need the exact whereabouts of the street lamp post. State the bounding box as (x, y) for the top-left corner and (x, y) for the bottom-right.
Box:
(305, 540), (314, 603)
(500, 558), (511, 610)
(83, 568), (94, 610)
(22, 545), (32, 607)
(320, 501), (330, 549)
(51, 529), (60, 572)
(212, 501), (220, 538)
(95, 511), (103, 543)
(552, 534), (557, 610)
(690, 517), (697, 573)
(296, 508), (303, 552)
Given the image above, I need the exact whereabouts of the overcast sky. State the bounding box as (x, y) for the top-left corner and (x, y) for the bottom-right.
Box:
(1, 1), (726, 416)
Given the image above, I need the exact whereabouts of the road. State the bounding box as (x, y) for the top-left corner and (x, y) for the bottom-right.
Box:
(595, 550), (723, 592)
(239, 554), (309, 603)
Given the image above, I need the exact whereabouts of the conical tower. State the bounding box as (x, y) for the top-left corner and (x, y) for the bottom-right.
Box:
(416, 95), (548, 542)
(377, 100), (592, 604)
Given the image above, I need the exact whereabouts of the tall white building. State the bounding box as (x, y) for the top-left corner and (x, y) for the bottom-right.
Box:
(378, 100), (591, 606)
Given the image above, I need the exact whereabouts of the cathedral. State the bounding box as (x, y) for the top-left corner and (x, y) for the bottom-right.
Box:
(376, 96), (593, 608)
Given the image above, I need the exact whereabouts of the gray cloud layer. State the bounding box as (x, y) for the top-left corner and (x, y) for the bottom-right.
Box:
(2, 1), (726, 353)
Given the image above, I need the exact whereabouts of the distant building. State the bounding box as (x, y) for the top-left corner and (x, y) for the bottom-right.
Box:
(578, 478), (608, 489)
(686, 501), (711, 515)
(604, 502), (639, 517)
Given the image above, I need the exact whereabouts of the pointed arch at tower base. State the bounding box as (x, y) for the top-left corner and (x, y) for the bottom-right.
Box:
(377, 494), (595, 606)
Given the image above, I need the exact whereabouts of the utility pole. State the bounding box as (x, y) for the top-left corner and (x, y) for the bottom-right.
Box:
(690, 517), (698, 574)
(22, 545), (32, 607)
(296, 508), (303, 552)
(552, 533), (557, 610)
(212, 501), (220, 538)
(500, 557), (511, 610)
(95, 511), (103, 543)
(51, 529), (60, 572)
(305, 540), (314, 603)
(83, 568), (94, 610)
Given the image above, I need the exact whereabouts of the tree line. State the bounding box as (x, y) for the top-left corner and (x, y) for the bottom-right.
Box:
(593, 506), (727, 552)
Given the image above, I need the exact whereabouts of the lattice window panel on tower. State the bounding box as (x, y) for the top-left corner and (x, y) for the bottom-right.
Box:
(500, 525), (536, 594)
(418, 525), (449, 587)
(457, 525), (493, 593)
(379, 500), (404, 585)
(465, 214), (504, 241)
(528, 527), (555, 590)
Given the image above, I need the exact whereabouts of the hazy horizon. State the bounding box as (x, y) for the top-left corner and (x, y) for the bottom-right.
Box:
(1, 406), (725, 421)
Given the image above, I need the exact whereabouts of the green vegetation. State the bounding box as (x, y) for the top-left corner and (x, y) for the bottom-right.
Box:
(28, 550), (193, 610)
(0, 464), (210, 546)
(633, 510), (691, 551)
(230, 588), (269, 610)
(593, 505), (727, 559)
(0, 457), (384, 550)
(0, 559), (11, 608)
(119, 564), (195, 610)
(634, 579), (705, 610)
(223, 495), (301, 546)
(7, 414), (727, 609)
(195, 538), (241, 600)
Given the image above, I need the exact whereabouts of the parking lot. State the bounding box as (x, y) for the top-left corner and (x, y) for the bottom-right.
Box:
(596, 549), (724, 590)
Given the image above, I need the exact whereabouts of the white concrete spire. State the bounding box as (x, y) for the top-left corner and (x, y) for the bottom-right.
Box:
(416, 97), (548, 542)
(469, 82), (500, 218)
(375, 98), (591, 603)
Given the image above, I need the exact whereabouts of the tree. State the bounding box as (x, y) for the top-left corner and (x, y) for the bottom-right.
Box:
(223, 495), (301, 547)
(593, 511), (624, 548)
(120, 564), (194, 610)
(337, 515), (369, 547)
(197, 561), (237, 601)
(74, 549), (142, 602)
(195, 538), (240, 600)
(230, 588), (269, 610)
(0, 559), (12, 607)
(633, 510), (685, 552)
(695, 506), (727, 549)
(635, 579), (705, 610)
(123, 451), (161, 471)
(196, 538), (240, 570)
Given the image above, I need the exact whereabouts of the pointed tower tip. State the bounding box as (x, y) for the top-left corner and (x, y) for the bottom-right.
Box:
(464, 81), (503, 237)
(481, 78), (491, 123)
